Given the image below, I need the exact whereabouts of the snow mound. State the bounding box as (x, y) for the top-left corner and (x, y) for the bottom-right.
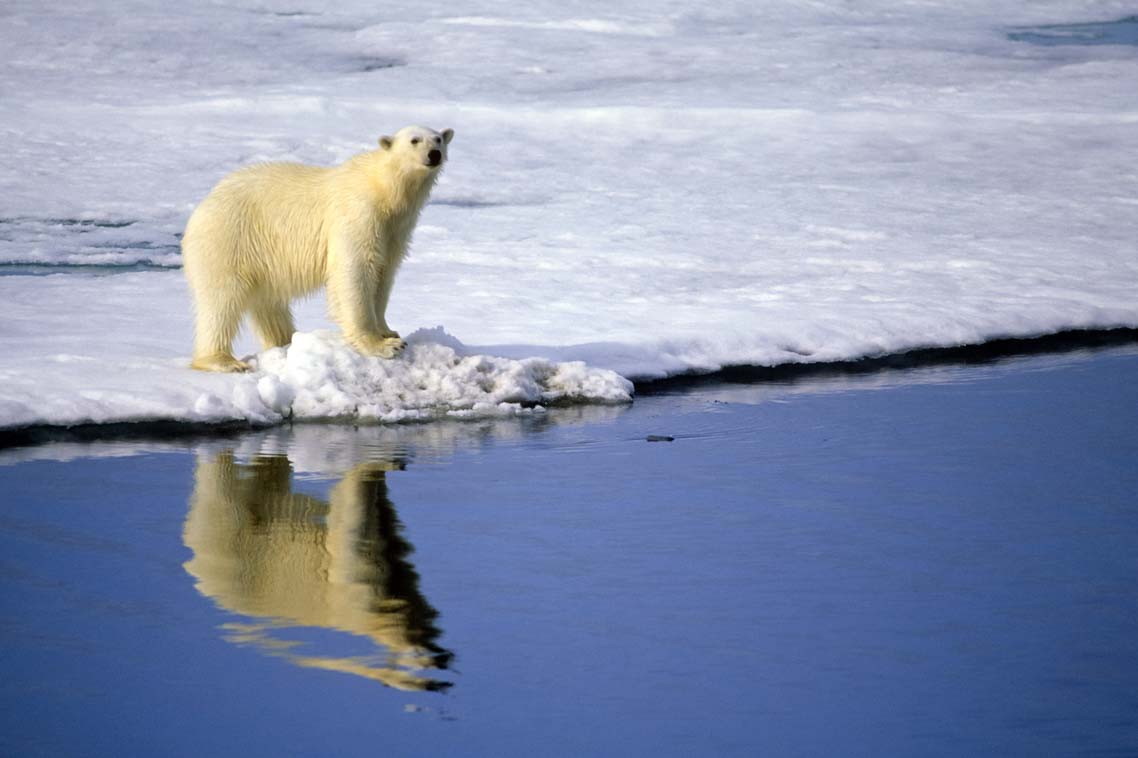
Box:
(228, 330), (632, 425)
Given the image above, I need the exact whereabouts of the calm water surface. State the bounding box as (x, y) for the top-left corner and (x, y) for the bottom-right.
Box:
(1, 348), (1137, 757)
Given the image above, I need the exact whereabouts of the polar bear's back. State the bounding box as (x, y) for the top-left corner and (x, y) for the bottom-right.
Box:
(183, 161), (339, 298)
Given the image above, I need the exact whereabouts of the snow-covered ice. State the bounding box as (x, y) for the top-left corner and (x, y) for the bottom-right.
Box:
(0, 270), (630, 429)
(1, 1), (1136, 430)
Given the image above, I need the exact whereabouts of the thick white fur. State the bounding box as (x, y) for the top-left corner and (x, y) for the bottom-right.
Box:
(182, 125), (453, 372)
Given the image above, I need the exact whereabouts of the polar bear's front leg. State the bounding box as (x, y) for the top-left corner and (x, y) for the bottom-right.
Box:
(372, 265), (402, 340)
(362, 272), (407, 358)
(326, 252), (405, 358)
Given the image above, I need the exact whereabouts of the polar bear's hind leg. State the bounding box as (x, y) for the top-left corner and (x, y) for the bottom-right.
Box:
(190, 286), (251, 373)
(251, 298), (295, 350)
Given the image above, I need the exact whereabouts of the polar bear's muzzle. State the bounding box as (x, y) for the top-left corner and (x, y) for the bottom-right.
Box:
(426, 149), (442, 168)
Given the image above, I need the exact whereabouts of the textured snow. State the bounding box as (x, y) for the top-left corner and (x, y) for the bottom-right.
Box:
(1, 0), (1136, 430)
(250, 329), (632, 423)
(0, 271), (630, 429)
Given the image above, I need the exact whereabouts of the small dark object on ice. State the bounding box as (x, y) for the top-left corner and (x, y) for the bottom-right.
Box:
(646, 435), (675, 442)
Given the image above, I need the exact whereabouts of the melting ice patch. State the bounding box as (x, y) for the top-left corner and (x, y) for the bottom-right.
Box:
(1008, 16), (1138, 47)
(0, 216), (183, 269)
(193, 329), (632, 426)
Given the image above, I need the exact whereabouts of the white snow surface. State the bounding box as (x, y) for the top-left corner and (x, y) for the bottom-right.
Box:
(1, 0), (1136, 429)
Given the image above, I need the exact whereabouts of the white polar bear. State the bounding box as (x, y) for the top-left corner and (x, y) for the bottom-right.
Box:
(182, 125), (453, 372)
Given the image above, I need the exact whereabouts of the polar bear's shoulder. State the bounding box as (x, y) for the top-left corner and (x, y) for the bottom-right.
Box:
(201, 162), (344, 214)
(219, 161), (332, 189)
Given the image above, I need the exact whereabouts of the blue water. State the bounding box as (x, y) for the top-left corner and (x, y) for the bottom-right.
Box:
(1, 348), (1137, 757)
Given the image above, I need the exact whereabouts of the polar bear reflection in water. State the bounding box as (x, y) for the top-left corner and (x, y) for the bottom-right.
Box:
(182, 451), (452, 691)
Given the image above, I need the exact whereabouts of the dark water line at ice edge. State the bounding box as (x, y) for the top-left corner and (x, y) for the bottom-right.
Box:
(2, 328), (1136, 450)
(632, 327), (1138, 394)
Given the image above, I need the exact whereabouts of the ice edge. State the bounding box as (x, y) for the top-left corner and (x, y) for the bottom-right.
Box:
(2, 327), (1135, 449)
(634, 327), (1138, 393)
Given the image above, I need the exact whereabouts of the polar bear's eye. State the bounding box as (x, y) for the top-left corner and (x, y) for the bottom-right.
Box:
(410, 137), (421, 145)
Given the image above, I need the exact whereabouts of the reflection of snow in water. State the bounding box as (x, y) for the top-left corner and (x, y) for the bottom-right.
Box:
(0, 400), (630, 469)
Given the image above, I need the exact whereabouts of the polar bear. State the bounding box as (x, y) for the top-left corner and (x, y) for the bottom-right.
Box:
(182, 125), (454, 372)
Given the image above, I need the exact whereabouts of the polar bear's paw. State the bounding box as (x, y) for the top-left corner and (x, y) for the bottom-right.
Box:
(191, 354), (252, 373)
(375, 337), (406, 359)
(351, 335), (407, 359)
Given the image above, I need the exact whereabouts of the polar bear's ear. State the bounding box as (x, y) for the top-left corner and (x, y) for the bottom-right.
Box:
(441, 128), (454, 145)
(378, 136), (394, 150)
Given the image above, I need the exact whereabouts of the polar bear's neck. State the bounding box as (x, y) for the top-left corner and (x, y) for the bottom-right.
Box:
(349, 150), (437, 219)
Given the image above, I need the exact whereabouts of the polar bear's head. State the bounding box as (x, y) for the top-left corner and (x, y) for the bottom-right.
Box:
(379, 126), (454, 171)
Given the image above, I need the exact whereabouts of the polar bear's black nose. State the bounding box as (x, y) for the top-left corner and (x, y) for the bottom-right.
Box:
(427, 149), (442, 166)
